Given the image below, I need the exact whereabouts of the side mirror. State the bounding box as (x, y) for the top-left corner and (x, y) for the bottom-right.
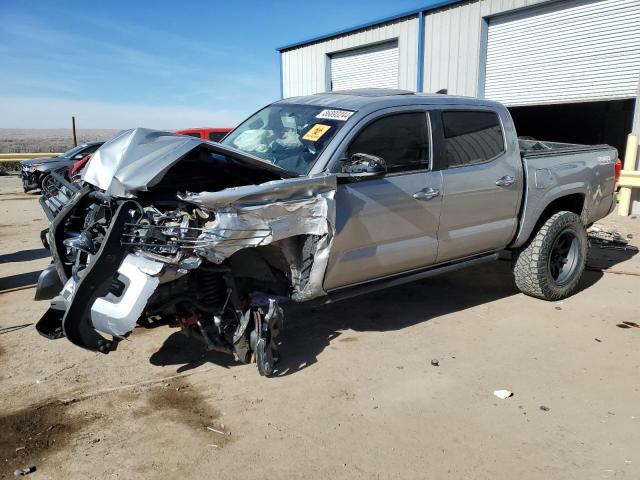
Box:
(340, 153), (387, 179)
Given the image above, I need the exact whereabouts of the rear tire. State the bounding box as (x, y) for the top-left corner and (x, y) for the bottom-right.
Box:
(513, 211), (587, 301)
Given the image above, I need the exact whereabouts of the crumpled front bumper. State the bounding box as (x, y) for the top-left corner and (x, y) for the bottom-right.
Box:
(36, 253), (164, 350)
(35, 199), (165, 353)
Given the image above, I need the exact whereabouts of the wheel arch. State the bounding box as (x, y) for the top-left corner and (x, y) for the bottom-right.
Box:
(511, 183), (587, 249)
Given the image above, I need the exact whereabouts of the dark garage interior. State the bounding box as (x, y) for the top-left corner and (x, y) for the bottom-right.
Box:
(509, 99), (636, 159)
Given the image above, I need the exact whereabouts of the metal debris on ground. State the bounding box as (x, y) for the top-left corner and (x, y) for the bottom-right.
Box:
(539, 405), (550, 412)
(493, 390), (513, 399)
(588, 225), (638, 251)
(14, 466), (36, 477)
(430, 359), (439, 367)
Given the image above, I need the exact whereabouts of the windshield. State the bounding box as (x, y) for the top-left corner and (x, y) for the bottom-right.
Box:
(221, 104), (352, 175)
(60, 144), (88, 158)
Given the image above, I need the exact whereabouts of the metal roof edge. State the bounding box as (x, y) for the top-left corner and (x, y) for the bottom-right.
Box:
(275, 0), (461, 52)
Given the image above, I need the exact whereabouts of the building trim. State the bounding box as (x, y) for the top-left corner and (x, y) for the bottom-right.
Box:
(477, 17), (489, 99)
(416, 11), (425, 92)
(279, 53), (284, 99)
(275, 0), (459, 52)
(324, 54), (332, 92)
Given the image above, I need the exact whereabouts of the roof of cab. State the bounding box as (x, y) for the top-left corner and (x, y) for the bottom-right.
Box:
(276, 88), (504, 114)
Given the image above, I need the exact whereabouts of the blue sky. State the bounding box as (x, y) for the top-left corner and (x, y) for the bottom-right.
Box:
(0, 0), (429, 129)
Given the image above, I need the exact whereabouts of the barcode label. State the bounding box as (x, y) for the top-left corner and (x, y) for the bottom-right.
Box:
(316, 109), (355, 121)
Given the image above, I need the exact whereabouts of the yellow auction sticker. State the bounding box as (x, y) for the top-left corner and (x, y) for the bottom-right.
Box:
(302, 124), (331, 142)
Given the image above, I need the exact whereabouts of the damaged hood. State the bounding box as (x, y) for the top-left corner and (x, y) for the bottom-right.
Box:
(82, 128), (294, 197)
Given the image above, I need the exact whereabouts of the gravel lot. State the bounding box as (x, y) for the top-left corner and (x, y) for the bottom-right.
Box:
(1, 174), (639, 480)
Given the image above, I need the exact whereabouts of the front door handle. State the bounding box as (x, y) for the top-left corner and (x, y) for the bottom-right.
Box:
(496, 175), (515, 187)
(413, 187), (440, 201)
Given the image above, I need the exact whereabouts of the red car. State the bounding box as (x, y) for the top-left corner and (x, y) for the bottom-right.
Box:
(69, 128), (232, 182)
(175, 127), (232, 142)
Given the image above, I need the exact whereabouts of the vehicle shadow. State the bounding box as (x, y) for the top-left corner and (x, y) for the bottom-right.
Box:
(273, 262), (523, 377)
(149, 331), (237, 373)
(147, 240), (635, 377)
(0, 248), (49, 264)
(0, 270), (41, 293)
(586, 237), (638, 271)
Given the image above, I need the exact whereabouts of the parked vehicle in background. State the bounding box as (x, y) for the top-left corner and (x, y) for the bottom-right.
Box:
(34, 89), (617, 377)
(176, 128), (232, 142)
(70, 154), (93, 181)
(19, 142), (104, 192)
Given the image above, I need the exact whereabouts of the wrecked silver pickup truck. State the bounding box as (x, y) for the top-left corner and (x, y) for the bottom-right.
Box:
(35, 89), (618, 376)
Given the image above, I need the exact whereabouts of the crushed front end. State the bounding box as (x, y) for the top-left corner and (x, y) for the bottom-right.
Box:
(35, 128), (335, 376)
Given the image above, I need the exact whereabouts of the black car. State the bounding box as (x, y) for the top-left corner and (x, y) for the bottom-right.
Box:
(20, 142), (104, 192)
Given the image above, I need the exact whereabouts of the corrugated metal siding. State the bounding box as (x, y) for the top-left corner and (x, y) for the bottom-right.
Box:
(422, 0), (547, 96)
(485, 0), (640, 105)
(331, 42), (399, 90)
(281, 17), (418, 98)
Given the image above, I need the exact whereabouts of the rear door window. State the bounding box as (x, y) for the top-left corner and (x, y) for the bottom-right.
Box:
(348, 112), (430, 173)
(440, 111), (504, 167)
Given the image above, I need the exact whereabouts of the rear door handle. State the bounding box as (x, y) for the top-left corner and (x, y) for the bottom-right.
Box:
(496, 175), (515, 187)
(413, 187), (440, 201)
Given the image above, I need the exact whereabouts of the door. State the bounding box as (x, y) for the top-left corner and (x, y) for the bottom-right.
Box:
(323, 110), (443, 290)
(434, 109), (521, 263)
(330, 42), (399, 91)
(484, 0), (640, 106)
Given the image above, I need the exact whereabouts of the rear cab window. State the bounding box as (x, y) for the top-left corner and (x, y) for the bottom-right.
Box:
(347, 112), (430, 174)
(440, 110), (505, 168)
(208, 132), (225, 142)
(83, 144), (101, 155)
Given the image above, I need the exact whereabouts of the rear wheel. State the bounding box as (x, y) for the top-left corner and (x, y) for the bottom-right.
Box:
(513, 211), (587, 301)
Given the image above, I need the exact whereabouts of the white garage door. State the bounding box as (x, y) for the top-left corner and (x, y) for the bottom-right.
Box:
(330, 42), (399, 91)
(485, 0), (640, 106)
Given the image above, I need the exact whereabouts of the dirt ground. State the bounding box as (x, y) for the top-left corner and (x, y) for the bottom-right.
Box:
(1, 174), (639, 480)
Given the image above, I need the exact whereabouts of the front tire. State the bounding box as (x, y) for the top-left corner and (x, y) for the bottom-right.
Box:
(38, 173), (51, 191)
(513, 211), (587, 301)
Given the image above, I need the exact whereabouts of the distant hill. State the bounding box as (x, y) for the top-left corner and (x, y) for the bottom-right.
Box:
(0, 128), (120, 153)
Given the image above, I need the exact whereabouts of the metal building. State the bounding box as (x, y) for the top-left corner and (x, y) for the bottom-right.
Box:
(277, 0), (640, 211)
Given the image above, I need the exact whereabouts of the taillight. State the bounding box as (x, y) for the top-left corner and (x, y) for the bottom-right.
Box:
(614, 158), (622, 190)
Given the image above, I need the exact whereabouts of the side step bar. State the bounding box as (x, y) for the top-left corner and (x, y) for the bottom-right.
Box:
(324, 252), (500, 304)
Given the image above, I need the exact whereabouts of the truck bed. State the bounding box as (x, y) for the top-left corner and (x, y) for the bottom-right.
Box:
(519, 139), (612, 158)
(511, 139), (618, 249)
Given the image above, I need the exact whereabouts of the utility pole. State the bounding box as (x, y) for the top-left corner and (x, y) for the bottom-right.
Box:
(72, 116), (77, 147)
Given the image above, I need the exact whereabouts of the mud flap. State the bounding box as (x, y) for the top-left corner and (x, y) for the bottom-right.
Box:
(61, 200), (138, 353)
(35, 307), (65, 340)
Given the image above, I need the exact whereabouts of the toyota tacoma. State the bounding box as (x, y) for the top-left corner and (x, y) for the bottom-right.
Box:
(34, 89), (619, 376)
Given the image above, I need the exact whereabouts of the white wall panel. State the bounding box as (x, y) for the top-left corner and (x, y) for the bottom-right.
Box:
(281, 17), (418, 98)
(331, 42), (399, 90)
(422, 0), (547, 96)
(485, 0), (640, 105)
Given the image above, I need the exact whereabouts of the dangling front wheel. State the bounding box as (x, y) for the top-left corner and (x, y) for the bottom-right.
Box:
(514, 211), (588, 301)
(255, 338), (275, 377)
(253, 299), (284, 377)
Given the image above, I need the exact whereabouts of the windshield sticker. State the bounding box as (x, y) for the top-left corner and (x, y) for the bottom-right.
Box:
(302, 124), (331, 142)
(316, 109), (354, 121)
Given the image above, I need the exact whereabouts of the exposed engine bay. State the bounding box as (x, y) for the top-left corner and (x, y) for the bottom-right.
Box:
(36, 128), (336, 376)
